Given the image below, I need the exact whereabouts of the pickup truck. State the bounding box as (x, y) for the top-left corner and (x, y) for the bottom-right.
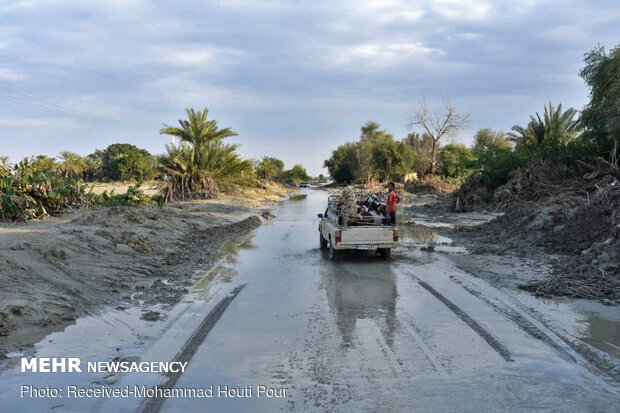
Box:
(318, 194), (398, 260)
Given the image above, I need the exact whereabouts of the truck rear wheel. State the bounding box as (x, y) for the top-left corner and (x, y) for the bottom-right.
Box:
(329, 243), (339, 261)
(320, 232), (328, 249)
(379, 248), (391, 260)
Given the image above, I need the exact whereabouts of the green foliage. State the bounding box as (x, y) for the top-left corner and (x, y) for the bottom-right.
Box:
(324, 142), (359, 182)
(0, 156), (12, 179)
(0, 158), (158, 222)
(255, 156), (284, 179)
(579, 44), (620, 160)
(473, 146), (531, 187)
(92, 143), (154, 182)
(508, 103), (581, 148)
(324, 121), (414, 182)
(404, 132), (434, 174)
(438, 144), (476, 178)
(282, 164), (310, 184)
(158, 107), (253, 200)
(472, 129), (512, 151)
(58, 151), (85, 179)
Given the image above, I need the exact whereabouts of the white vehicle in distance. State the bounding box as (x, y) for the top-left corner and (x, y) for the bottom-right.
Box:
(318, 194), (398, 260)
(299, 182), (310, 188)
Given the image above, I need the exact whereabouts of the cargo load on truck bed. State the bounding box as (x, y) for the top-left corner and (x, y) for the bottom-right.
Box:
(318, 193), (398, 261)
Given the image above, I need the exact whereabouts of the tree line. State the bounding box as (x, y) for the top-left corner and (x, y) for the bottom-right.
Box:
(1, 107), (311, 220)
(324, 44), (619, 188)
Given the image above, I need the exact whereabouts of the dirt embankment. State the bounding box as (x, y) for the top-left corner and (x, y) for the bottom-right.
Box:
(0, 183), (293, 358)
(452, 158), (620, 302)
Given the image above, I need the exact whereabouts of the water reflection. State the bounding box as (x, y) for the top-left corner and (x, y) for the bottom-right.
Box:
(192, 236), (257, 299)
(323, 263), (398, 348)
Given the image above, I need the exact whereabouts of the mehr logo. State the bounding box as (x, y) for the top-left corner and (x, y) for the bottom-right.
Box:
(21, 358), (82, 373)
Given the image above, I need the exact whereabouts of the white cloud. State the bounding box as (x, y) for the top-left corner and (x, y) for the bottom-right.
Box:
(0, 68), (26, 80)
(431, 0), (492, 22)
(150, 45), (250, 68)
(326, 41), (443, 70)
(460, 32), (480, 40)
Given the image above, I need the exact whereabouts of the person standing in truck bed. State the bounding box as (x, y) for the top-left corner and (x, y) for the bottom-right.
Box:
(385, 182), (400, 226)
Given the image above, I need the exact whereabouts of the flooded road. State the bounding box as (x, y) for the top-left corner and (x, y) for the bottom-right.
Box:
(0, 189), (618, 412)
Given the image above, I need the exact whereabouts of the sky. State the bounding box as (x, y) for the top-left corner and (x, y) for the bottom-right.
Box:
(0, 0), (618, 175)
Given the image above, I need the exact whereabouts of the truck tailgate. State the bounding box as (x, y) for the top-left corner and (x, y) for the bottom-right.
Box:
(341, 226), (394, 244)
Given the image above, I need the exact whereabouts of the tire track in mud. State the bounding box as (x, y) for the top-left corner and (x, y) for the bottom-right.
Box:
(397, 314), (450, 377)
(448, 276), (620, 383)
(448, 276), (577, 361)
(413, 278), (514, 362)
(139, 283), (247, 413)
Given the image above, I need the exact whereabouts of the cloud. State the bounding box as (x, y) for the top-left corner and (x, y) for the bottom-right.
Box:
(0, 68), (26, 80)
(431, 0), (492, 22)
(149, 45), (250, 69)
(0, 0), (617, 175)
(324, 41), (443, 71)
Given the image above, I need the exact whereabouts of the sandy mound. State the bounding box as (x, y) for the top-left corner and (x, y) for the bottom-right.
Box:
(0, 201), (262, 357)
(454, 158), (620, 301)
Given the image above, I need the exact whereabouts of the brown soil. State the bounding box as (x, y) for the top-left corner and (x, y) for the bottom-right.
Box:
(0, 183), (293, 358)
(453, 159), (620, 301)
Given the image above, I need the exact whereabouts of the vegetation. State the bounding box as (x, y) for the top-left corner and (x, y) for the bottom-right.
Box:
(255, 156), (284, 180)
(92, 143), (156, 182)
(579, 44), (620, 163)
(407, 99), (470, 174)
(158, 108), (254, 201)
(281, 164), (311, 184)
(0, 157), (157, 222)
(324, 121), (415, 183)
(507, 103), (581, 148)
(1, 106), (303, 221)
(438, 144), (475, 179)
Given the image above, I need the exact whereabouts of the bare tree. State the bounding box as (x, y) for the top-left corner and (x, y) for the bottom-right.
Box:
(407, 98), (470, 174)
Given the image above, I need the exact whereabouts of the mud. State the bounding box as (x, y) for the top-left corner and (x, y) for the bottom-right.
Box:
(0, 201), (263, 364)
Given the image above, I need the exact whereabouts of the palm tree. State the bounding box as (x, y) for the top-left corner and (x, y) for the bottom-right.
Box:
(0, 156), (12, 180)
(508, 103), (581, 148)
(160, 108), (237, 152)
(158, 108), (251, 201)
(58, 151), (85, 179)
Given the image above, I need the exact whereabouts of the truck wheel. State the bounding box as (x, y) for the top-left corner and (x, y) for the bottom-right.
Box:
(320, 232), (328, 249)
(380, 248), (391, 260)
(329, 243), (339, 261)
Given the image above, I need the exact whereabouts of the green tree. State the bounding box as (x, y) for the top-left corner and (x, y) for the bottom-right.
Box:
(404, 132), (434, 175)
(116, 151), (153, 183)
(472, 128), (512, 151)
(158, 107), (252, 200)
(58, 151), (85, 179)
(324, 142), (359, 182)
(0, 156), (11, 179)
(93, 143), (155, 181)
(579, 44), (620, 161)
(438, 144), (476, 178)
(282, 164), (310, 184)
(508, 103), (581, 148)
(255, 156), (284, 179)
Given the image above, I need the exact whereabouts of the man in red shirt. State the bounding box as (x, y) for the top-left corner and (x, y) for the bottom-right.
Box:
(385, 182), (400, 226)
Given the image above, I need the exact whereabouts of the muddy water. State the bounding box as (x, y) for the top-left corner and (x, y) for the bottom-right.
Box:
(0, 189), (618, 412)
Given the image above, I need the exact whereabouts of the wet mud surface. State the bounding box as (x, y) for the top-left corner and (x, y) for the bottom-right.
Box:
(0, 190), (618, 412)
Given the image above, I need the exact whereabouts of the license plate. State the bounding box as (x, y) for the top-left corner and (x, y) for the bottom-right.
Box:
(355, 245), (377, 250)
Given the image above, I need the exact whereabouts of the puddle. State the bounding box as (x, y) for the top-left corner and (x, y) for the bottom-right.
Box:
(400, 226), (467, 254)
(288, 194), (308, 201)
(4, 351), (25, 358)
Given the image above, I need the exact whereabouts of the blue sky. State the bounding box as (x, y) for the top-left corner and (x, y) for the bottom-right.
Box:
(0, 0), (618, 175)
